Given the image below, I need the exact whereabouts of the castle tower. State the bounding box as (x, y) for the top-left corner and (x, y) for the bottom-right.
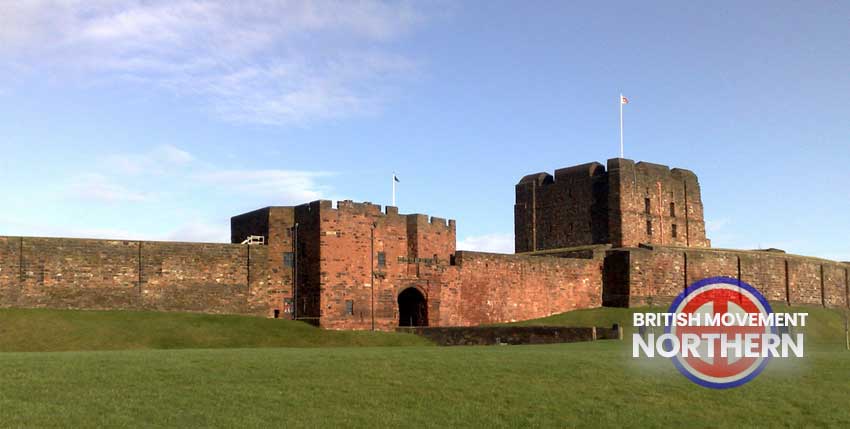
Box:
(231, 200), (456, 329)
(515, 158), (710, 252)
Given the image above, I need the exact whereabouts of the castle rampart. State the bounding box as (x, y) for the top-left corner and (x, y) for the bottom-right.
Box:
(0, 157), (846, 330)
(440, 251), (603, 326)
(0, 236), (270, 315)
(603, 245), (849, 308)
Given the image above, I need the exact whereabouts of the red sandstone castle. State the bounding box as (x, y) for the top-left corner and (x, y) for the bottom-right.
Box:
(1, 158), (847, 330)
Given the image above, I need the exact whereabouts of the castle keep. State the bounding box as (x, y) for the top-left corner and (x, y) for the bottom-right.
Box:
(515, 158), (709, 250)
(0, 158), (847, 330)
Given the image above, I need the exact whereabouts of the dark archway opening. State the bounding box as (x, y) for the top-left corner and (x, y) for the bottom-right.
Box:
(398, 288), (428, 327)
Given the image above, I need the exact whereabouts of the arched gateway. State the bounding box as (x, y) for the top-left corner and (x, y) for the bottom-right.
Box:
(398, 288), (428, 327)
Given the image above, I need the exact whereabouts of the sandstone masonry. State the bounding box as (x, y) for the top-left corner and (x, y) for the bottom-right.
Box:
(0, 157), (846, 330)
(515, 158), (709, 251)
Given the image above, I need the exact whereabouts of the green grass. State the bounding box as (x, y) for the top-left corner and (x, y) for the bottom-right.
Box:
(0, 342), (848, 427)
(509, 304), (850, 347)
(0, 308), (430, 352)
(0, 307), (848, 427)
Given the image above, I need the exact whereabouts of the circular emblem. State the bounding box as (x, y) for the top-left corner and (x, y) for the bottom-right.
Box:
(665, 276), (774, 389)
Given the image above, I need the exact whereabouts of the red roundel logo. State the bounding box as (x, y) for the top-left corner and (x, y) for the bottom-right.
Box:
(666, 276), (774, 389)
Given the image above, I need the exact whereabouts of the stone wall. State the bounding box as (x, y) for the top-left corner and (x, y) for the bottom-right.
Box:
(398, 325), (621, 346)
(7, 191), (845, 332)
(439, 251), (603, 327)
(606, 245), (850, 308)
(0, 236), (270, 315)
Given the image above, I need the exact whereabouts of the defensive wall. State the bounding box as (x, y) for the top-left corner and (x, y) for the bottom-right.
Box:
(0, 236), (270, 315)
(436, 251), (603, 328)
(603, 245), (850, 309)
(0, 201), (605, 330)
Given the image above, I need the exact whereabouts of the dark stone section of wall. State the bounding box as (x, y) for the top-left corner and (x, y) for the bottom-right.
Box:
(293, 201), (324, 322)
(397, 325), (621, 346)
(231, 207), (270, 244)
(515, 162), (608, 253)
(602, 249), (631, 307)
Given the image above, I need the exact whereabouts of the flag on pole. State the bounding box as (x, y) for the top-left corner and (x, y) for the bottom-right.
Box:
(619, 93), (627, 158)
(392, 172), (399, 207)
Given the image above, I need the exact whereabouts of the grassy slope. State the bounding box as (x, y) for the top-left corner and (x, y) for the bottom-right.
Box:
(509, 304), (850, 346)
(0, 308), (847, 426)
(4, 305), (844, 352)
(0, 343), (848, 427)
(0, 309), (430, 352)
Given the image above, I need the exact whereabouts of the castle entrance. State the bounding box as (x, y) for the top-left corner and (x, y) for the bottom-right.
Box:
(398, 288), (428, 327)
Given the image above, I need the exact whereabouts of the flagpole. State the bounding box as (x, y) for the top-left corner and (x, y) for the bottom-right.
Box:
(619, 92), (624, 158)
(392, 172), (396, 207)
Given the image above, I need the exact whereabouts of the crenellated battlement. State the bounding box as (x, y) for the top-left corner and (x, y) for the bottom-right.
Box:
(304, 199), (456, 230)
(333, 199), (383, 215)
(405, 213), (456, 231)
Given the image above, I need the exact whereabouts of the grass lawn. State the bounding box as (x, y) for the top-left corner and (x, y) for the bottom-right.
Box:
(0, 308), (430, 351)
(0, 307), (848, 427)
(0, 342), (848, 427)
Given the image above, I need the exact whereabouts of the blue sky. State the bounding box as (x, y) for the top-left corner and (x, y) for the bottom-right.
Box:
(1, 1), (848, 260)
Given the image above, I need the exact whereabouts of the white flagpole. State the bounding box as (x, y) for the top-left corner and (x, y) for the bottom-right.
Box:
(619, 93), (624, 158)
(392, 172), (396, 207)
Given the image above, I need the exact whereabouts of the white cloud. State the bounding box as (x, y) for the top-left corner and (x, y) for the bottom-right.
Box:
(823, 253), (850, 262)
(63, 227), (142, 241)
(164, 220), (229, 243)
(66, 173), (154, 203)
(30, 143), (333, 240)
(0, 214), (228, 243)
(0, 215), (141, 240)
(65, 144), (331, 206)
(197, 169), (331, 203)
(105, 144), (194, 174)
(705, 218), (730, 235)
(0, 0), (424, 124)
(154, 145), (194, 164)
(458, 233), (514, 254)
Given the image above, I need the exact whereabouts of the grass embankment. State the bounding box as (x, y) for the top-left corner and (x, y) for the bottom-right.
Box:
(510, 304), (850, 347)
(5, 305), (844, 352)
(0, 308), (430, 352)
